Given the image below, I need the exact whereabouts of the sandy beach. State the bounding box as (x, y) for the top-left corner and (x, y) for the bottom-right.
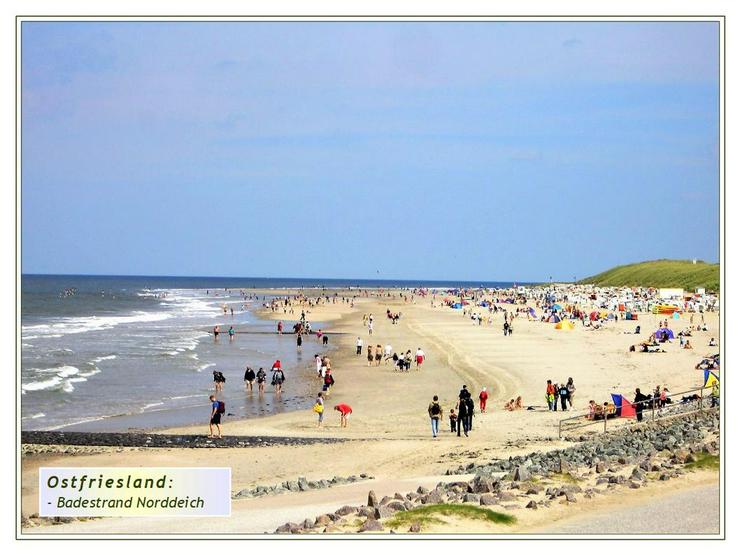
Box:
(21, 289), (721, 535)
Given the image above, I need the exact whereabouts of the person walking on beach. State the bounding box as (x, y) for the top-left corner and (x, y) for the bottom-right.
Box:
(213, 325), (220, 341)
(271, 366), (285, 395)
(566, 378), (576, 410)
(367, 344), (374, 366)
(334, 403), (352, 427)
(323, 369), (335, 395)
(315, 354), (322, 377)
(545, 381), (556, 410)
(404, 350), (413, 371)
(277, 321), (283, 335)
(375, 344), (383, 366)
(244, 366), (256, 392)
(449, 408), (458, 433)
(213, 370), (225, 392)
(368, 320), (374, 335)
(356, 336), (363, 356)
(228, 326), (235, 341)
(256, 367), (267, 394)
(457, 396), (470, 437)
(208, 395), (223, 439)
(479, 387), (489, 413)
(415, 347), (425, 369)
(296, 333), (303, 349)
(465, 396), (475, 431)
(558, 382), (569, 411)
(634, 388), (649, 422)
(314, 392), (325, 428)
(428, 395), (442, 438)
(551, 382), (560, 412)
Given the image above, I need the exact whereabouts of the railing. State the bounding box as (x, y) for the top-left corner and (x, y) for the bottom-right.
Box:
(558, 385), (716, 438)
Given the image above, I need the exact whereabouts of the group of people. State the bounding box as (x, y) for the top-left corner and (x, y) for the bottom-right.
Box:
(354, 337), (426, 371)
(545, 378), (576, 411)
(241, 360), (286, 394)
(427, 385), (491, 438)
(312, 393), (352, 428)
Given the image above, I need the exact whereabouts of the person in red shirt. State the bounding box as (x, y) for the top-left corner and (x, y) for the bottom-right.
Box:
(479, 387), (489, 413)
(334, 403), (353, 427)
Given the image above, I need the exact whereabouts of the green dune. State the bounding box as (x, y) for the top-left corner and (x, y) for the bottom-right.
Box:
(578, 259), (719, 291)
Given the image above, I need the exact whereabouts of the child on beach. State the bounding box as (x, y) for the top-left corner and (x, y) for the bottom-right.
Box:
(314, 393), (325, 427)
(449, 408), (457, 432)
(479, 387), (488, 413)
(546, 380), (556, 411)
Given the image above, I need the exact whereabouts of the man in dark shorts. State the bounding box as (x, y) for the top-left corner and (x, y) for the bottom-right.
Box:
(208, 395), (222, 438)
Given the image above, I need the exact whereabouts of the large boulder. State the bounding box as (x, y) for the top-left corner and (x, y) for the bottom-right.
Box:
(359, 519), (384, 533)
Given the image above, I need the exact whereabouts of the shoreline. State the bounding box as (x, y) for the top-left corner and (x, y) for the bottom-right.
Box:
(20, 286), (721, 534)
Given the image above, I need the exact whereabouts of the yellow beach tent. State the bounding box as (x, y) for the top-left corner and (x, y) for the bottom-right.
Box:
(555, 320), (575, 330)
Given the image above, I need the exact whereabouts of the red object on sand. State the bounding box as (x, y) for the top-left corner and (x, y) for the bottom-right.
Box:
(335, 404), (352, 415)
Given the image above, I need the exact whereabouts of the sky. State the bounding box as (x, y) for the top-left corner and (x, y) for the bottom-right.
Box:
(21, 21), (720, 282)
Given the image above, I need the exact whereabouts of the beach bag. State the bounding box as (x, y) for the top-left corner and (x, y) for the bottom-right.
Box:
(217, 401), (225, 414)
(313, 402), (324, 414)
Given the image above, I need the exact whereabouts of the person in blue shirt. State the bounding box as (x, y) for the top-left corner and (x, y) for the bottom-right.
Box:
(208, 395), (222, 439)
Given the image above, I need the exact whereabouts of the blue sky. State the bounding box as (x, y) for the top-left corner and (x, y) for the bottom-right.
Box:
(21, 21), (720, 281)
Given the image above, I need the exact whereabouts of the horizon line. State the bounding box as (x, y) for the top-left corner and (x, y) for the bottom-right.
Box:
(20, 272), (542, 284)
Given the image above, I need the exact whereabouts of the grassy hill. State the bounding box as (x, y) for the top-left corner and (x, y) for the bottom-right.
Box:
(578, 259), (719, 292)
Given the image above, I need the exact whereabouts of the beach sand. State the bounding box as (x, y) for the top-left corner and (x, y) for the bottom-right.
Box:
(21, 290), (720, 535)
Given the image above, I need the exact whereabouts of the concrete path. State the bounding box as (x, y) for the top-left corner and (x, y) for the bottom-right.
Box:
(537, 483), (720, 535)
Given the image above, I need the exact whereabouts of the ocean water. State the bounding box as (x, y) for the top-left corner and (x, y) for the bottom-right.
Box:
(21, 275), (519, 432)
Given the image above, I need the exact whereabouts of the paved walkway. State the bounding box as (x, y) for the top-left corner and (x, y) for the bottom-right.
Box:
(538, 483), (720, 535)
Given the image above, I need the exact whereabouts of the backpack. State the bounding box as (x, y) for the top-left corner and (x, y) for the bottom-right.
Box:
(430, 402), (441, 416)
(217, 401), (225, 414)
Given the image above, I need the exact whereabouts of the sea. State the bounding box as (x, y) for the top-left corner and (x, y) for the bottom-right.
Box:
(21, 275), (520, 432)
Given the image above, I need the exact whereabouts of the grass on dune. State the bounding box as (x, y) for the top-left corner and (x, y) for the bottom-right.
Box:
(386, 504), (516, 531)
(578, 259), (719, 291)
(685, 452), (720, 471)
